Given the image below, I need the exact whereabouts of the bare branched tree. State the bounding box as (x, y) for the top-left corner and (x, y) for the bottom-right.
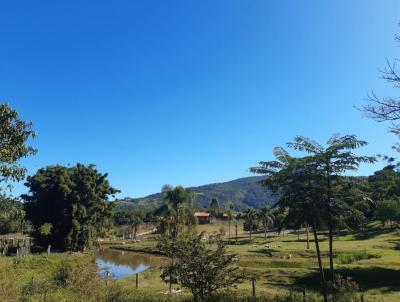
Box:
(360, 25), (400, 147)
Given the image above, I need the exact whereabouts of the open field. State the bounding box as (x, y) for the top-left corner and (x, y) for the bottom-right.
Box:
(0, 221), (399, 301)
(108, 221), (400, 301)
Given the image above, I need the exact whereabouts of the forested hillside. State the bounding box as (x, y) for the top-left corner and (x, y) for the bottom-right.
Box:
(115, 176), (278, 211)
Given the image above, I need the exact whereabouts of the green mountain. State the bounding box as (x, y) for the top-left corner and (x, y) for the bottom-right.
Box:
(115, 176), (277, 212)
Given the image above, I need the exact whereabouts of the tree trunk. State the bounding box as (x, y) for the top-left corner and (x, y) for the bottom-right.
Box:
(228, 218), (231, 240)
(169, 255), (174, 294)
(306, 224), (310, 250)
(312, 221), (328, 302)
(326, 164), (335, 283)
(328, 224), (335, 282)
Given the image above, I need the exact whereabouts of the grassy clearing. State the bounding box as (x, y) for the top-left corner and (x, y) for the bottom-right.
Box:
(1, 222), (399, 301)
(109, 221), (400, 301)
(0, 252), (304, 302)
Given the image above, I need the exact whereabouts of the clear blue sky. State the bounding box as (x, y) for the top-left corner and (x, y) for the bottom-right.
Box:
(1, 1), (399, 198)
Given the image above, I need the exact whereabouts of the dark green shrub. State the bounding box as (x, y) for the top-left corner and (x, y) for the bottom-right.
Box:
(327, 274), (359, 302)
(52, 260), (73, 286)
(337, 250), (379, 264)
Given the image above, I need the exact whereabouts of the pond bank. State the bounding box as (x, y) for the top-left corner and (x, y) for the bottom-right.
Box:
(110, 244), (165, 255)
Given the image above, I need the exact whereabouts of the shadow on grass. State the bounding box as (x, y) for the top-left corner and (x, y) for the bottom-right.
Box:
(225, 238), (276, 245)
(249, 248), (280, 256)
(293, 267), (400, 292)
(223, 238), (253, 245)
(388, 239), (400, 250)
(353, 227), (393, 240)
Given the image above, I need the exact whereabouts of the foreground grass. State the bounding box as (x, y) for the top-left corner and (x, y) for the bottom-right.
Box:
(0, 252), (185, 302)
(2, 222), (399, 301)
(0, 253), (308, 302)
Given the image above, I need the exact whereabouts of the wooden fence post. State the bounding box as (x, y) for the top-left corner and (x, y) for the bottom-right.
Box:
(302, 287), (306, 302)
(135, 273), (139, 289)
(252, 278), (256, 300)
(360, 294), (365, 302)
(105, 271), (111, 286)
(235, 223), (238, 243)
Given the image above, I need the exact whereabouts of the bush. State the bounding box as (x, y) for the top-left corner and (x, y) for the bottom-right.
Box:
(52, 260), (74, 286)
(104, 283), (131, 302)
(327, 274), (359, 302)
(159, 231), (242, 301)
(336, 250), (379, 264)
(20, 278), (54, 302)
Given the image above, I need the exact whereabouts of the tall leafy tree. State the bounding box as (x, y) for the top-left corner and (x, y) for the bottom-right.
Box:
(337, 177), (373, 230)
(251, 148), (330, 302)
(0, 103), (36, 191)
(23, 164), (118, 251)
(368, 166), (400, 201)
(287, 135), (375, 282)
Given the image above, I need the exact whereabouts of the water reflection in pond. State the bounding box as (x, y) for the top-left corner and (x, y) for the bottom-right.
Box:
(96, 247), (163, 279)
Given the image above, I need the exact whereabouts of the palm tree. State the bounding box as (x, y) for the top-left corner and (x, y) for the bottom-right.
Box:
(258, 206), (274, 239)
(131, 214), (143, 239)
(121, 210), (143, 239)
(243, 208), (258, 238)
(162, 185), (195, 239)
(158, 185), (195, 294)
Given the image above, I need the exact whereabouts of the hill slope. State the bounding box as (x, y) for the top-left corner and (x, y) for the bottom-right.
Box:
(115, 176), (277, 212)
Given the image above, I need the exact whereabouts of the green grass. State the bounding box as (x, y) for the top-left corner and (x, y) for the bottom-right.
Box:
(336, 250), (380, 264)
(1, 222), (399, 301)
(107, 221), (400, 301)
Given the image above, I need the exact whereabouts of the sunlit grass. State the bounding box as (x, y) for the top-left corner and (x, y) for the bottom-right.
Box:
(1, 222), (399, 301)
(108, 221), (400, 301)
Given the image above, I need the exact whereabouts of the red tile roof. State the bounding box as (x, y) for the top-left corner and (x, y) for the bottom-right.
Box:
(194, 212), (210, 217)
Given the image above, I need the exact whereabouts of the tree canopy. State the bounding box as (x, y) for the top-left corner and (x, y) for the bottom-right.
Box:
(0, 193), (27, 234)
(23, 164), (118, 251)
(0, 103), (36, 191)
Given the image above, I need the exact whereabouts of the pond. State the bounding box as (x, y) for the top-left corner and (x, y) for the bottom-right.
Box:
(96, 247), (163, 279)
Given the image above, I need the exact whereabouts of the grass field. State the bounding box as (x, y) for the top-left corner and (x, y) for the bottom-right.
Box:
(109, 220), (400, 301)
(1, 221), (399, 301)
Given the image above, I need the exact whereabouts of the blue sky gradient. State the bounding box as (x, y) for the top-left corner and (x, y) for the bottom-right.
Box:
(1, 1), (400, 198)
